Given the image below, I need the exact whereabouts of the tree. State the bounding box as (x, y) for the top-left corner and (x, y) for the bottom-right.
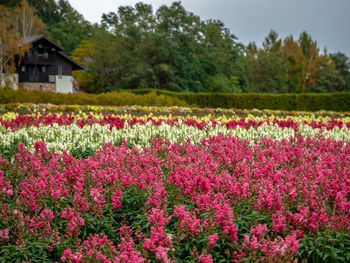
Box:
(245, 31), (289, 93)
(203, 20), (240, 77)
(2, 0), (95, 55)
(71, 40), (95, 91)
(0, 6), (22, 74)
(281, 36), (306, 92)
(0, 0), (20, 8)
(71, 31), (120, 93)
(309, 65), (344, 93)
(46, 0), (94, 55)
(252, 53), (289, 93)
(330, 52), (350, 91)
(263, 30), (282, 53)
(13, 0), (44, 38)
(0, 0), (59, 25)
(298, 31), (316, 59)
(298, 31), (345, 93)
(297, 31), (325, 90)
(0, 3), (35, 76)
(88, 2), (241, 93)
(0, 0), (44, 88)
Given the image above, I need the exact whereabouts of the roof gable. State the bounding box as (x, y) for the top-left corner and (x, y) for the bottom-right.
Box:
(25, 35), (64, 51)
(57, 51), (84, 70)
(24, 35), (84, 70)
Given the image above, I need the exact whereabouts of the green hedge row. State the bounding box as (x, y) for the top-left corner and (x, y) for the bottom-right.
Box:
(126, 89), (350, 112)
(1, 87), (350, 112)
(0, 88), (188, 107)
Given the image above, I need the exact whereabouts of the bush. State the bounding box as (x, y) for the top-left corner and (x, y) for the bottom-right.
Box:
(1, 87), (350, 111)
(0, 88), (188, 107)
(130, 89), (348, 112)
(296, 92), (350, 112)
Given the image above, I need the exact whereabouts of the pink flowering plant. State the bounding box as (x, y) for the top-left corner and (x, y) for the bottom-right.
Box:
(0, 115), (350, 262)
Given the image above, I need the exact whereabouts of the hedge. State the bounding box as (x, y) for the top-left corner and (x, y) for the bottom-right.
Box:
(1, 87), (350, 112)
(0, 88), (188, 107)
(125, 89), (350, 112)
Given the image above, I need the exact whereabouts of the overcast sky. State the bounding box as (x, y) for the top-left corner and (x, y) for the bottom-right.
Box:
(69, 0), (350, 56)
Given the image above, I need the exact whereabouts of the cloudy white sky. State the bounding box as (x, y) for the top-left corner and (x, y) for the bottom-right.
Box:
(69, 0), (350, 56)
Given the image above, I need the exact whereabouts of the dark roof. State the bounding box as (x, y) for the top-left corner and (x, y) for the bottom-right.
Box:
(57, 51), (84, 70)
(25, 34), (64, 51)
(24, 35), (84, 70)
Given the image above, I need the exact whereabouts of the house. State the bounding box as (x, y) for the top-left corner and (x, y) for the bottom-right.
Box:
(15, 34), (84, 93)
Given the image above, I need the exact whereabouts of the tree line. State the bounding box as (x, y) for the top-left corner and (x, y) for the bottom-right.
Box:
(1, 0), (350, 94)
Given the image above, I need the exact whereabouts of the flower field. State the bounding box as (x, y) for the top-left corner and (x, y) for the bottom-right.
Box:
(0, 106), (350, 262)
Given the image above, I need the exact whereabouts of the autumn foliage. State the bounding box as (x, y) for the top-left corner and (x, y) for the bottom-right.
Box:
(0, 1), (44, 73)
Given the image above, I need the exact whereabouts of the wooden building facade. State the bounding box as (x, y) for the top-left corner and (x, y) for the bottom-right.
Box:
(16, 35), (83, 93)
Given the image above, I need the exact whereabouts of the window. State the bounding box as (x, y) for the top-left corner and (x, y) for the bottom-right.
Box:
(34, 67), (39, 76)
(42, 66), (46, 73)
(43, 52), (48, 59)
(58, 65), (62, 79)
(21, 66), (26, 72)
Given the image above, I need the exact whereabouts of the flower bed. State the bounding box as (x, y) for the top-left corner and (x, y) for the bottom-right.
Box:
(1, 103), (350, 118)
(0, 114), (349, 160)
(0, 110), (350, 262)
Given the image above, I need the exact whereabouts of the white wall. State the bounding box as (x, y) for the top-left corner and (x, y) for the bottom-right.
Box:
(55, 75), (73, 93)
(0, 73), (18, 89)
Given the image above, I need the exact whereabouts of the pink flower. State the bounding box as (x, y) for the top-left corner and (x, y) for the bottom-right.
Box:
(143, 209), (173, 253)
(0, 172), (13, 197)
(198, 253), (213, 263)
(208, 233), (219, 245)
(47, 245), (53, 251)
(111, 190), (123, 209)
(272, 213), (287, 232)
(61, 248), (73, 260)
(250, 224), (268, 239)
(155, 246), (172, 263)
(61, 208), (85, 237)
(117, 225), (146, 262)
(174, 205), (201, 236)
(0, 229), (9, 243)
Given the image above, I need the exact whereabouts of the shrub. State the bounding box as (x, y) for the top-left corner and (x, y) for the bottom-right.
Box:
(0, 88), (188, 107)
(128, 89), (349, 112)
(1, 87), (350, 111)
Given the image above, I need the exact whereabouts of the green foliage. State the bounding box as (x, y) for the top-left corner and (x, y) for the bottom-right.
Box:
(297, 232), (350, 262)
(250, 53), (289, 93)
(129, 89), (350, 111)
(330, 52), (350, 92)
(2, 88), (350, 111)
(295, 92), (350, 112)
(242, 31), (350, 94)
(70, 146), (95, 159)
(0, 88), (188, 107)
(0, 0), (95, 55)
(0, 240), (59, 262)
(74, 2), (242, 93)
(3, 1), (350, 94)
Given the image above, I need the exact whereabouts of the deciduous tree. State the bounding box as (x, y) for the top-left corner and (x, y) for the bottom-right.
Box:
(281, 36), (306, 92)
(13, 0), (44, 38)
(0, 5), (29, 75)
